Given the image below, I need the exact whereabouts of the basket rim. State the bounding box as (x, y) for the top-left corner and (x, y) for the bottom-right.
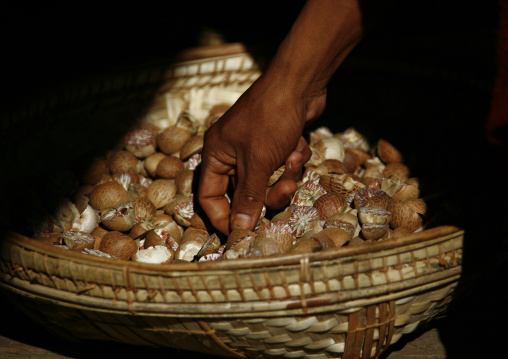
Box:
(5, 225), (462, 272)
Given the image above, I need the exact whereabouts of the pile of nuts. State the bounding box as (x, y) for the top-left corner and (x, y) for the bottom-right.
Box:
(33, 106), (427, 264)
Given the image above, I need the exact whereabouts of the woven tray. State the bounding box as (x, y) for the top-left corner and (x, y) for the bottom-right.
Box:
(0, 43), (463, 359)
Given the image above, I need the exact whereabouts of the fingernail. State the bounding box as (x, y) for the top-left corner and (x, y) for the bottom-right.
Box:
(295, 137), (306, 152)
(231, 213), (253, 230)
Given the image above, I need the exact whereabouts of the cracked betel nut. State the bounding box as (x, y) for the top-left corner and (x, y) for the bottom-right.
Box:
(100, 202), (136, 232)
(124, 128), (157, 158)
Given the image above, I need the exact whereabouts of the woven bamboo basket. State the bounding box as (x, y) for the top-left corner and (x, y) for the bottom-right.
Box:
(0, 43), (463, 359)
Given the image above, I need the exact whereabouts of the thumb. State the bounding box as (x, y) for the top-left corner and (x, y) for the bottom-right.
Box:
(229, 167), (270, 231)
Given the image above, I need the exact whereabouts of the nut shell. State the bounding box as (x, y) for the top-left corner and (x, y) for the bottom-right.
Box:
(354, 187), (392, 210)
(382, 162), (410, 183)
(100, 202), (136, 232)
(62, 231), (95, 251)
(157, 126), (192, 155)
(156, 155), (185, 179)
(147, 179), (177, 209)
(358, 206), (392, 225)
(144, 152), (166, 177)
(99, 231), (138, 261)
(388, 198), (426, 231)
(249, 232), (295, 257)
(108, 150), (142, 174)
(132, 196), (157, 223)
(313, 227), (351, 248)
(124, 128), (157, 158)
(179, 134), (204, 161)
(361, 223), (389, 241)
(376, 139), (403, 164)
(313, 192), (348, 220)
(88, 181), (131, 210)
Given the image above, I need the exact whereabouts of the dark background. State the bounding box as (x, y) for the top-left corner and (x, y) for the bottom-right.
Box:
(0, 1), (505, 358)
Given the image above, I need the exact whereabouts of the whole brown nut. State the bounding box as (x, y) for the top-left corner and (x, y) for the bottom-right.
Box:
(157, 125), (192, 155)
(88, 181), (131, 210)
(91, 226), (109, 250)
(129, 183), (148, 198)
(156, 155), (185, 179)
(147, 179), (177, 209)
(249, 232), (295, 257)
(144, 152), (166, 177)
(376, 139), (403, 164)
(131, 196), (157, 223)
(342, 148), (361, 173)
(190, 212), (207, 231)
(313, 192), (348, 220)
(175, 169), (194, 196)
(108, 150), (142, 174)
(99, 231), (138, 261)
(179, 134), (204, 161)
(289, 237), (323, 254)
(314, 227), (351, 248)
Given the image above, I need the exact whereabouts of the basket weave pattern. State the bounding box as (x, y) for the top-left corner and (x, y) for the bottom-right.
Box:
(0, 45), (463, 359)
(1, 226), (462, 358)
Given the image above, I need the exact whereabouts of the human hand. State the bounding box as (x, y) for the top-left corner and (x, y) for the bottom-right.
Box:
(198, 0), (366, 235)
(198, 73), (321, 235)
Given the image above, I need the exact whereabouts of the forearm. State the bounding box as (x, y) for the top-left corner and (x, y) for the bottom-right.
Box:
(266, 0), (364, 103)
